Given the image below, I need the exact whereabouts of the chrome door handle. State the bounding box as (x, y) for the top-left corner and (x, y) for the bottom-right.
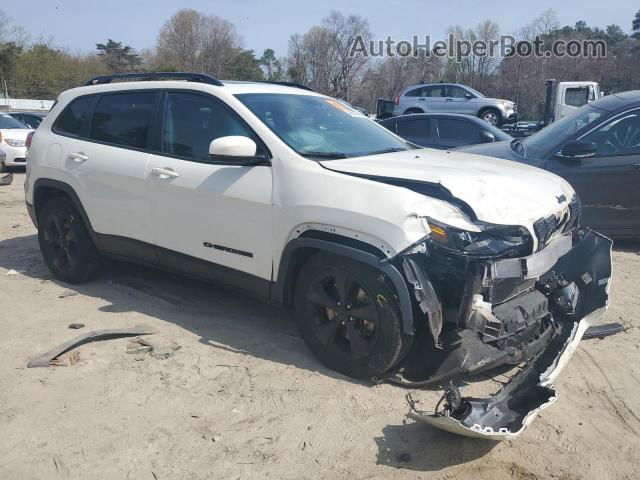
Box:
(69, 152), (88, 162)
(151, 167), (180, 178)
(445, 98), (453, 102)
(633, 162), (640, 170)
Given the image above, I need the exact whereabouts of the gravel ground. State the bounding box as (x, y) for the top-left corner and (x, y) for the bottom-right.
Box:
(1, 170), (639, 479)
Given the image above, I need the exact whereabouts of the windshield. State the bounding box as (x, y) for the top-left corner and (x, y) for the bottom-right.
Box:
(465, 86), (486, 98)
(519, 104), (606, 158)
(0, 114), (28, 129)
(235, 93), (410, 158)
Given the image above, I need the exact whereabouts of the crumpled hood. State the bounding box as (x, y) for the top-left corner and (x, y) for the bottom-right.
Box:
(320, 149), (575, 236)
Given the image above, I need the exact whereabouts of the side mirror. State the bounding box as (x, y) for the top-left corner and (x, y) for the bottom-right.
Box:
(464, 93), (474, 100)
(479, 130), (495, 143)
(557, 140), (597, 160)
(209, 136), (266, 165)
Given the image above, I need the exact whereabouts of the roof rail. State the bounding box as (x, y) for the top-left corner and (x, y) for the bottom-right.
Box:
(83, 72), (224, 87)
(258, 81), (315, 92)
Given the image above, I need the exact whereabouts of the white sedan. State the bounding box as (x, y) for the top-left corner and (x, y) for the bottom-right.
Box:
(0, 113), (33, 171)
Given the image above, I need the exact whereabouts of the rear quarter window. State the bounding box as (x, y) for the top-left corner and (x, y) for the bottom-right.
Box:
(53, 96), (95, 137)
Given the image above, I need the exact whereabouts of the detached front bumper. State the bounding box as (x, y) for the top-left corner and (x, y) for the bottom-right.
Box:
(406, 229), (612, 439)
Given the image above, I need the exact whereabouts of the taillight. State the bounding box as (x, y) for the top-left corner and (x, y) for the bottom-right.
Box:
(394, 95), (400, 105)
(26, 131), (34, 149)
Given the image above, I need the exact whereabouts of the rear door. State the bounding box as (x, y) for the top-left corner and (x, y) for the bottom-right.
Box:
(421, 85), (447, 113)
(546, 108), (640, 236)
(54, 91), (157, 250)
(395, 117), (434, 147)
(146, 90), (273, 285)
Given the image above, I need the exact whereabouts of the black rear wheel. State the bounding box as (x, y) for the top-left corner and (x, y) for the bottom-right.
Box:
(295, 253), (412, 379)
(38, 197), (100, 283)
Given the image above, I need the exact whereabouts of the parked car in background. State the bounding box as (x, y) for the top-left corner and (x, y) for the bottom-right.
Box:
(0, 113), (33, 172)
(457, 90), (640, 239)
(7, 111), (47, 129)
(393, 83), (517, 126)
(378, 113), (512, 149)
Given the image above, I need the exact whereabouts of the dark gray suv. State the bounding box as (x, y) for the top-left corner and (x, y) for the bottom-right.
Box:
(393, 83), (517, 126)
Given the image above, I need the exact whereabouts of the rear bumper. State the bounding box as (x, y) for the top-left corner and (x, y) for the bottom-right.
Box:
(407, 229), (613, 439)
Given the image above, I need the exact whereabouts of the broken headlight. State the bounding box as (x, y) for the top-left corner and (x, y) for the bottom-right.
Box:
(426, 218), (533, 257)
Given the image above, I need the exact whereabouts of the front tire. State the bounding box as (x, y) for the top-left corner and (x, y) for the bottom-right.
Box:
(404, 108), (423, 115)
(294, 253), (412, 379)
(37, 197), (100, 284)
(479, 108), (502, 127)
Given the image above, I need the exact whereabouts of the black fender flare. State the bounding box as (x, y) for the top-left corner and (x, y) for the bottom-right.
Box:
(272, 237), (415, 335)
(32, 178), (96, 237)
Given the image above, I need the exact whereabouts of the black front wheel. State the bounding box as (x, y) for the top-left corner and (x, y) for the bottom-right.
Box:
(37, 197), (100, 284)
(295, 253), (412, 379)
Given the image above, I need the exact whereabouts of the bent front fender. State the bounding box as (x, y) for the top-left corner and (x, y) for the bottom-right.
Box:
(409, 229), (612, 440)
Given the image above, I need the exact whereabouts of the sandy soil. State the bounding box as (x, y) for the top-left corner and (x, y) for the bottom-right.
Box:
(1, 170), (639, 480)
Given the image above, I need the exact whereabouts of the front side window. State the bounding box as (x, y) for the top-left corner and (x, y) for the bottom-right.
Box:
(447, 86), (471, 98)
(236, 93), (410, 159)
(53, 96), (94, 137)
(565, 87), (590, 108)
(90, 92), (156, 149)
(162, 92), (262, 161)
(580, 109), (640, 156)
(520, 104), (606, 159)
(437, 119), (480, 141)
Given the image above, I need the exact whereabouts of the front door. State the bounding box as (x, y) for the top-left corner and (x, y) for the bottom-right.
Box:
(147, 91), (274, 286)
(547, 108), (640, 236)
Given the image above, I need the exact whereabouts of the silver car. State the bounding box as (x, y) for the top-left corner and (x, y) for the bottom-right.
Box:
(393, 83), (517, 126)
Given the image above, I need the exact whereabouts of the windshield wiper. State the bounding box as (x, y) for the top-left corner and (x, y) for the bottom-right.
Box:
(299, 151), (348, 159)
(366, 147), (409, 156)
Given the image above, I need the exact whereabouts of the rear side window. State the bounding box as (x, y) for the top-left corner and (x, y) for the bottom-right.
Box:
(397, 119), (431, 138)
(437, 119), (481, 141)
(53, 96), (94, 137)
(90, 92), (156, 149)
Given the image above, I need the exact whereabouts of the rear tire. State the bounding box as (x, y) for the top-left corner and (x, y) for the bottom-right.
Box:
(37, 197), (100, 284)
(294, 253), (412, 380)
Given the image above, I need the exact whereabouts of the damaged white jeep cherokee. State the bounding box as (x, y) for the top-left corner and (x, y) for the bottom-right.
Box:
(25, 73), (612, 439)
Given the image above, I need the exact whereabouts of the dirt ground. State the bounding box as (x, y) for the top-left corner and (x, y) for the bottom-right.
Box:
(1, 170), (639, 480)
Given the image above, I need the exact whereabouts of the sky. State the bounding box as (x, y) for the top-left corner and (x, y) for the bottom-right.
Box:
(2, 0), (637, 58)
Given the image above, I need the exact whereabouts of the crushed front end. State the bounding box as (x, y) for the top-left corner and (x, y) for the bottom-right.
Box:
(389, 209), (612, 439)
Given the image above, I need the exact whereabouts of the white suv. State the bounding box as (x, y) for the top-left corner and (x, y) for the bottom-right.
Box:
(26, 73), (612, 438)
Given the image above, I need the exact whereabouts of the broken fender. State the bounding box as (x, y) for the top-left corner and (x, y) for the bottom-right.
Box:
(409, 230), (612, 439)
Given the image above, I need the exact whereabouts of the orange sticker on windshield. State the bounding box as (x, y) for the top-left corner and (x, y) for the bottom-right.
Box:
(325, 99), (364, 116)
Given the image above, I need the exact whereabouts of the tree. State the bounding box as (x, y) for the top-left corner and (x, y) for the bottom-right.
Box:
(229, 49), (264, 80)
(96, 39), (142, 73)
(155, 9), (241, 77)
(633, 10), (640, 39)
(260, 48), (283, 81)
(287, 11), (370, 99)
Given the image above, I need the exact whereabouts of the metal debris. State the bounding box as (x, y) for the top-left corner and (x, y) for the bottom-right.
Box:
(27, 325), (156, 368)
